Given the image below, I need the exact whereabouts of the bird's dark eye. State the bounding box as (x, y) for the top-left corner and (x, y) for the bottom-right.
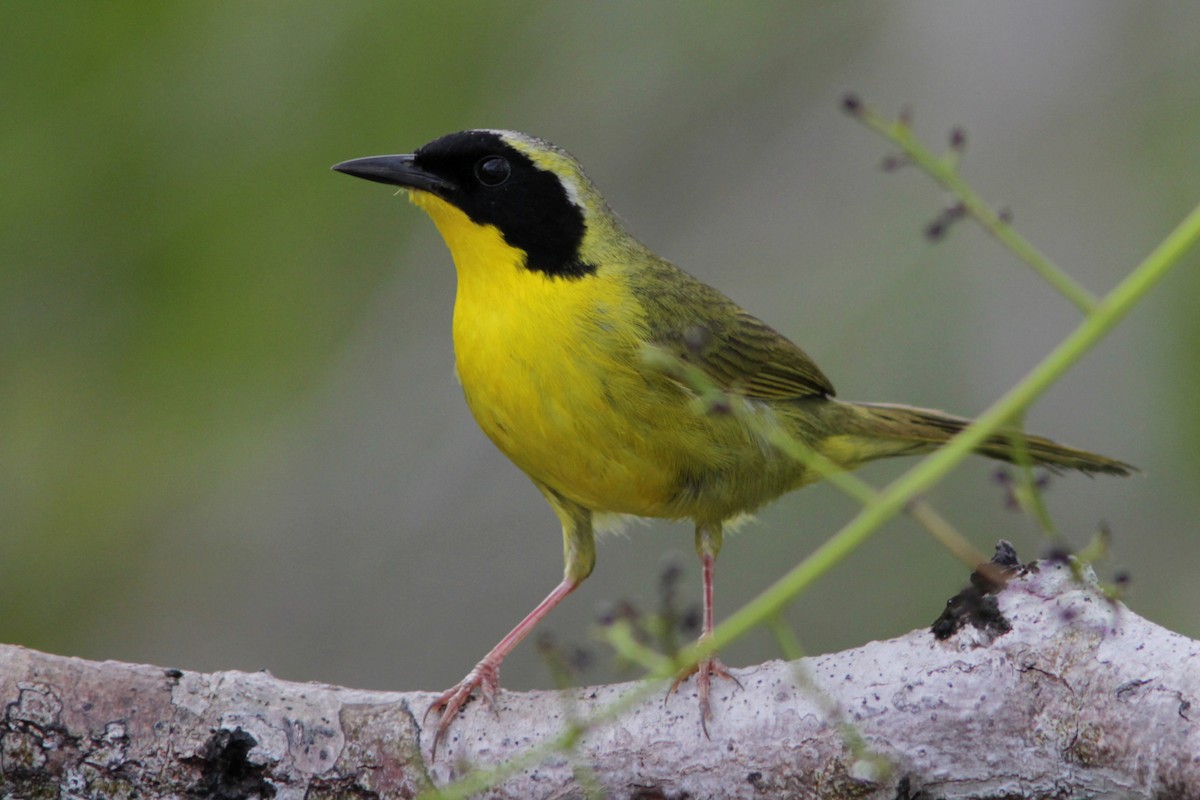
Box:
(474, 156), (511, 187)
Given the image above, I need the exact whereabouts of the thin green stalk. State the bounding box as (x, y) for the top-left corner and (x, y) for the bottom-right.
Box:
(702, 199), (1200, 654)
(1004, 422), (1060, 536)
(766, 615), (806, 662)
(906, 499), (987, 567)
(763, 422), (986, 568)
(851, 100), (1100, 313)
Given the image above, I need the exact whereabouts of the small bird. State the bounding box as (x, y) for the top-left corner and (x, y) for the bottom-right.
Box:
(333, 130), (1133, 750)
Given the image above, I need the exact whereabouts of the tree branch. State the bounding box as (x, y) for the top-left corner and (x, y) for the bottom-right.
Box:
(2, 557), (1196, 799)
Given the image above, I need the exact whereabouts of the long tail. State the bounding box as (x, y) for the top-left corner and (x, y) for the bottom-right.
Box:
(834, 400), (1136, 477)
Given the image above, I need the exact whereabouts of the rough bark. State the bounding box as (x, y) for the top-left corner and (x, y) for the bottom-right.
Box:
(1, 558), (1196, 799)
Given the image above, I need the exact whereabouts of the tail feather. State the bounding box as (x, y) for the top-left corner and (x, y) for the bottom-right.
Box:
(840, 400), (1136, 477)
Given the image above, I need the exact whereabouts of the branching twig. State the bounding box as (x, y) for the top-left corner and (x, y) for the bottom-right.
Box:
(841, 93), (1101, 312)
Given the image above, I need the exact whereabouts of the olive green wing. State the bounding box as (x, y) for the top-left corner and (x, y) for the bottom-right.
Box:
(676, 308), (835, 399)
(634, 260), (836, 400)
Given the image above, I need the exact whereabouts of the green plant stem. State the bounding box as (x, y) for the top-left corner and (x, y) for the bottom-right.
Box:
(1004, 421), (1061, 537)
(698, 198), (1200, 659)
(906, 499), (987, 566)
(857, 107), (1100, 313)
(766, 615), (806, 662)
(763, 423), (986, 567)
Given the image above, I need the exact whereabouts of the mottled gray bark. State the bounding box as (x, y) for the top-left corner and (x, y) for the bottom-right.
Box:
(1, 559), (1196, 799)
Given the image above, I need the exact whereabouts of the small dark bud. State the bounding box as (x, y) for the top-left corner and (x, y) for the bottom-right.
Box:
(998, 207), (1013, 224)
(595, 602), (618, 627)
(925, 202), (967, 242)
(658, 554), (684, 587)
(681, 605), (702, 634)
(840, 92), (863, 115)
(1113, 570), (1131, 587)
(949, 126), (967, 152)
(880, 154), (910, 172)
(616, 598), (641, 623)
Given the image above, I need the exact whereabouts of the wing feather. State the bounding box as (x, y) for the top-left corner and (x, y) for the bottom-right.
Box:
(633, 259), (835, 400)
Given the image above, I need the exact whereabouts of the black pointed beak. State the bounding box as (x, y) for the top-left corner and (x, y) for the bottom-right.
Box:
(331, 154), (454, 194)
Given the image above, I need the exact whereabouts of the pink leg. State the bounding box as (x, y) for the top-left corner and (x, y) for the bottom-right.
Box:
(427, 578), (576, 755)
(670, 549), (740, 734)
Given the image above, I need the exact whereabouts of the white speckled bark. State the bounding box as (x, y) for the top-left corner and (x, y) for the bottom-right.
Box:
(1, 559), (1196, 798)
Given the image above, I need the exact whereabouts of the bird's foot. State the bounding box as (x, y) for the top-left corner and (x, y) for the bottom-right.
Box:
(668, 652), (742, 737)
(425, 661), (501, 757)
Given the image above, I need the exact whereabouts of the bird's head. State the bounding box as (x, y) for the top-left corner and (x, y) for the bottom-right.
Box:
(334, 130), (623, 279)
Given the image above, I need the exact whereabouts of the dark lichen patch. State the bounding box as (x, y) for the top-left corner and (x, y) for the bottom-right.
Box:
(2, 684), (77, 779)
(1, 728), (49, 774)
(893, 775), (938, 799)
(84, 721), (130, 771)
(1064, 722), (1108, 768)
(187, 728), (275, 800)
(302, 777), (381, 800)
(1, 684), (89, 798)
(931, 541), (1022, 641)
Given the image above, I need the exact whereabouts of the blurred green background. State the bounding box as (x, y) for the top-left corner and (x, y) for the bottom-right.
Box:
(4, 2), (1198, 694)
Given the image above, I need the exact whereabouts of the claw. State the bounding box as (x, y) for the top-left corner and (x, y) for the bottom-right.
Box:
(426, 661), (501, 757)
(422, 578), (579, 759)
(668, 650), (742, 737)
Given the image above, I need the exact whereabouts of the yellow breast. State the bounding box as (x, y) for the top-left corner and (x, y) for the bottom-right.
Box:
(413, 193), (684, 515)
